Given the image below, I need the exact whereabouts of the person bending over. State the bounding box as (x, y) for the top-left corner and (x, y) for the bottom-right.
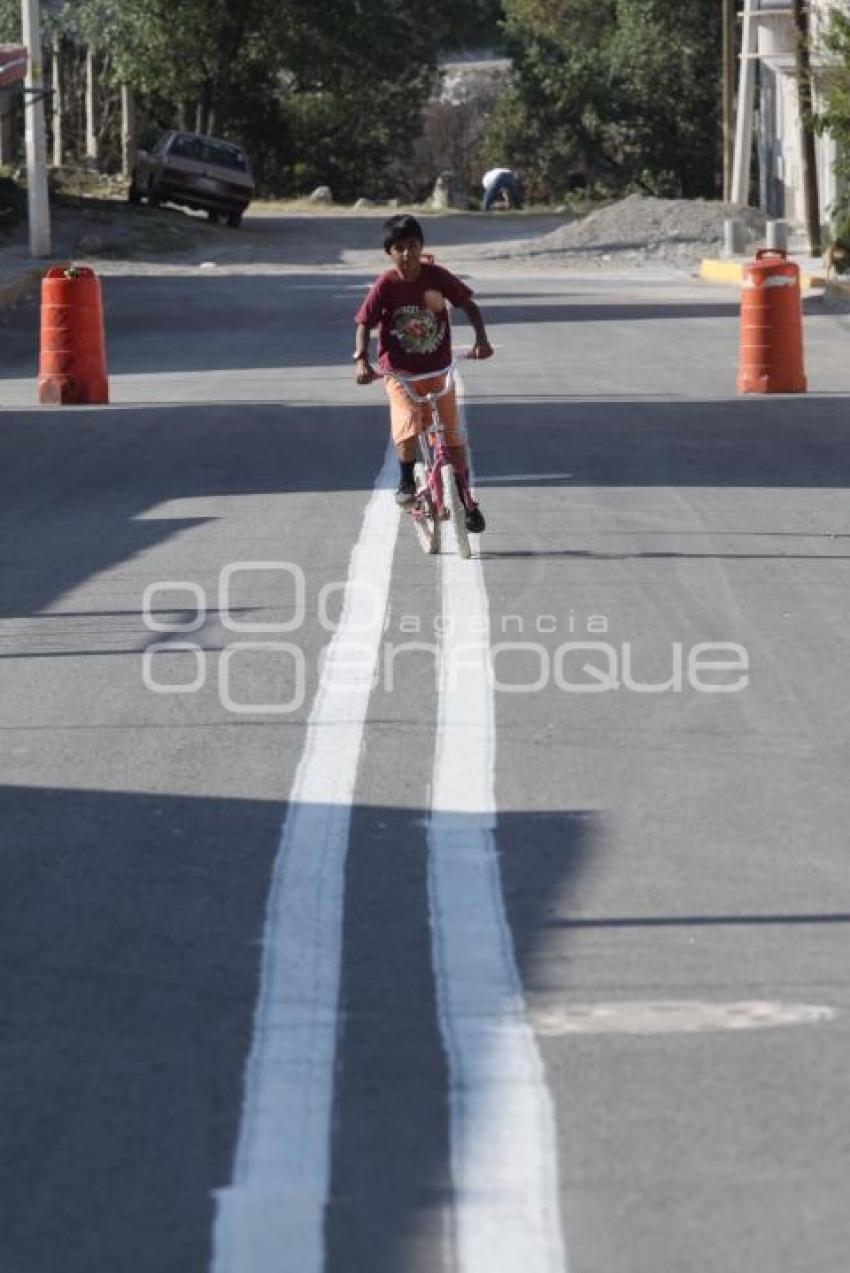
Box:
(481, 167), (523, 211)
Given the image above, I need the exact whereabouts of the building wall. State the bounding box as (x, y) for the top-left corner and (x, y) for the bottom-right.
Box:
(753, 0), (849, 228)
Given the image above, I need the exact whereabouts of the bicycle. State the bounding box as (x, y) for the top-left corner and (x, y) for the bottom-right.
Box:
(389, 365), (476, 560)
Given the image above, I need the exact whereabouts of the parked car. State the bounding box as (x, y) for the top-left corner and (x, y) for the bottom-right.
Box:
(129, 131), (254, 228)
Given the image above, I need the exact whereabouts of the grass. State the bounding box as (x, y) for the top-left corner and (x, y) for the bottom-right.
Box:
(49, 166), (127, 201)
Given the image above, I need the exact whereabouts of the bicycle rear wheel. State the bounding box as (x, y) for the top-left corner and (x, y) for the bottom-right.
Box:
(442, 466), (471, 560)
(412, 461), (440, 555)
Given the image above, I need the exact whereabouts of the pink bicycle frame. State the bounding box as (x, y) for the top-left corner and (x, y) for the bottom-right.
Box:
(389, 365), (472, 520)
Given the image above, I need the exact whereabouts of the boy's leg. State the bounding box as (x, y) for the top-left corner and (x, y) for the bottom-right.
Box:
(395, 438), (417, 463)
(436, 382), (486, 533)
(395, 441), (417, 507)
(386, 377), (484, 529)
(434, 381), (469, 474)
(385, 377), (424, 506)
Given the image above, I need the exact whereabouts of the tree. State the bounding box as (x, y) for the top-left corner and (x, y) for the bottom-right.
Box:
(58, 0), (242, 127)
(819, 6), (850, 223)
(444, 0), (504, 50)
(270, 0), (478, 198)
(1, 1), (23, 171)
(484, 0), (723, 202)
(481, 0), (617, 200)
(607, 0), (722, 198)
(0, 0), (20, 41)
(268, 0), (434, 196)
(6, 0), (499, 197)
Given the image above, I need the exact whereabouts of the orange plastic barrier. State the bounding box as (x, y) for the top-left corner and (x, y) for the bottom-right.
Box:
(38, 265), (109, 405)
(737, 248), (806, 395)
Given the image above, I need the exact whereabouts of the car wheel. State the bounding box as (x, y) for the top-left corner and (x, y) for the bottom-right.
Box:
(128, 175), (141, 205)
(226, 210), (242, 229)
(207, 210), (221, 224)
(147, 180), (162, 208)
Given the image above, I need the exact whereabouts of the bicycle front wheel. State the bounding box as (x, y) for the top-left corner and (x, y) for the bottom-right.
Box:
(412, 461), (440, 555)
(442, 466), (471, 560)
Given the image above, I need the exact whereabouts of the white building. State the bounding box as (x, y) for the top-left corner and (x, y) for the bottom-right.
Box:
(435, 53), (511, 106)
(740, 0), (850, 229)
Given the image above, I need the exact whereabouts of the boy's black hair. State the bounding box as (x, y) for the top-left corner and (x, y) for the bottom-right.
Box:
(383, 214), (425, 253)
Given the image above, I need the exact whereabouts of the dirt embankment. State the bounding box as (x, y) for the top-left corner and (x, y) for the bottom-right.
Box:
(1, 193), (767, 283)
(481, 195), (767, 267)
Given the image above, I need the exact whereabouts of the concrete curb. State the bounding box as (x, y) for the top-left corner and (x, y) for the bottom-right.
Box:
(0, 267), (43, 311)
(700, 257), (826, 290)
(699, 258), (746, 286)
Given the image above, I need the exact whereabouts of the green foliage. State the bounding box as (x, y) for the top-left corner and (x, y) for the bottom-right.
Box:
(820, 8), (850, 219)
(445, 0), (504, 50)
(485, 0), (722, 202)
(505, 0), (614, 48)
(832, 211), (850, 254)
(481, 1), (615, 200)
(825, 211), (850, 274)
(271, 0), (444, 198)
(607, 0), (722, 198)
(58, 0), (252, 105)
(37, 0), (492, 198)
(0, 167), (25, 235)
(482, 51), (614, 200)
(0, 0), (20, 41)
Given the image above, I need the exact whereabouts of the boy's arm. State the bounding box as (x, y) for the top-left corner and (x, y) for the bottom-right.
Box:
(353, 321), (377, 383)
(458, 300), (494, 360)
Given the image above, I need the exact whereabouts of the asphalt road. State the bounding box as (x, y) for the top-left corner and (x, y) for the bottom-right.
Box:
(2, 237), (850, 1273)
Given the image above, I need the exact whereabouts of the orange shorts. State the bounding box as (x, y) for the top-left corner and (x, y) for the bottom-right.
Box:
(384, 372), (464, 448)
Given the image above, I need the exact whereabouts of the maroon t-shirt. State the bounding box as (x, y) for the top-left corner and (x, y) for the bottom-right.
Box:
(354, 262), (473, 374)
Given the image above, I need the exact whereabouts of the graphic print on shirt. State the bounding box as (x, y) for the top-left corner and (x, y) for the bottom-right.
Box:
(390, 302), (447, 356)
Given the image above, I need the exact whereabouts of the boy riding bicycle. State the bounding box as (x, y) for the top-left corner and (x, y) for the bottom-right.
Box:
(353, 214), (493, 533)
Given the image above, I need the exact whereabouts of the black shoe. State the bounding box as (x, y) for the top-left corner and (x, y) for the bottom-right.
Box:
(465, 503), (486, 533)
(395, 479), (416, 508)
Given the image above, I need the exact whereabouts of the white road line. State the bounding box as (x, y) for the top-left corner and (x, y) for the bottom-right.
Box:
(211, 447), (400, 1273)
(478, 472), (574, 483)
(429, 386), (567, 1273)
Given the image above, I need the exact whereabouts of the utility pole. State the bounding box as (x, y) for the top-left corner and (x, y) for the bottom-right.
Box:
(732, 0), (758, 204)
(723, 0), (737, 201)
(792, 0), (821, 255)
(22, 0), (52, 257)
(51, 33), (62, 167)
(120, 83), (136, 178)
(85, 45), (97, 168)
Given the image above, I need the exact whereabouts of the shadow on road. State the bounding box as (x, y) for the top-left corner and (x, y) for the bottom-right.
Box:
(1, 273), (742, 382)
(327, 801), (593, 1273)
(0, 781), (593, 1273)
(240, 210), (567, 263)
(478, 300), (741, 325)
(4, 391), (850, 619)
(543, 912), (850, 929)
(1, 273), (379, 378)
(6, 765), (846, 1273)
(481, 547), (850, 561)
(0, 782), (283, 1273)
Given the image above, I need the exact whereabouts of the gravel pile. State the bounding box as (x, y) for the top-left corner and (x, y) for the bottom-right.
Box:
(501, 194), (767, 267)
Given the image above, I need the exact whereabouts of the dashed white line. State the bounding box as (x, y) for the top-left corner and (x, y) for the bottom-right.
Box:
(478, 472), (574, 483)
